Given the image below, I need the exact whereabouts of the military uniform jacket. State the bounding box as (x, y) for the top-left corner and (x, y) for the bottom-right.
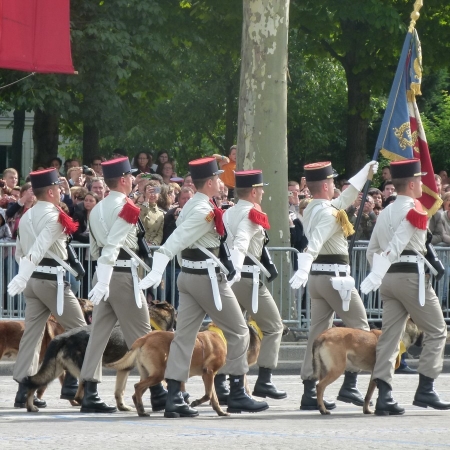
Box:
(15, 201), (68, 264)
(89, 191), (139, 266)
(139, 203), (164, 245)
(223, 199), (264, 258)
(303, 185), (359, 260)
(366, 195), (427, 267)
(157, 192), (220, 259)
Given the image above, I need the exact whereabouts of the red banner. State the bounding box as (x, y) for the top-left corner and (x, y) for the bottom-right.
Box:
(0, 0), (75, 74)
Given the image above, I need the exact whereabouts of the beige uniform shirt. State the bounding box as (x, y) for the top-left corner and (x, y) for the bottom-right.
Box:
(366, 195), (426, 267)
(223, 199), (265, 258)
(303, 185), (359, 259)
(15, 201), (67, 264)
(89, 191), (139, 266)
(139, 203), (164, 245)
(157, 192), (220, 259)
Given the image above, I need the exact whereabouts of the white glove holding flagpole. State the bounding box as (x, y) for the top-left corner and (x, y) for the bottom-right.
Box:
(349, 161), (379, 191)
(139, 252), (170, 290)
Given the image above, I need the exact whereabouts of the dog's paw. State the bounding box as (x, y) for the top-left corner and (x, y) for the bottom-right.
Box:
(363, 408), (374, 415)
(319, 409), (331, 415)
(69, 399), (81, 407)
(217, 409), (230, 417)
(27, 405), (39, 413)
(118, 403), (133, 412)
(137, 412), (150, 417)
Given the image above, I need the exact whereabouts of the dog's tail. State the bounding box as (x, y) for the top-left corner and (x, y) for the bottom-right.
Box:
(24, 337), (67, 390)
(107, 348), (138, 371)
(312, 338), (326, 381)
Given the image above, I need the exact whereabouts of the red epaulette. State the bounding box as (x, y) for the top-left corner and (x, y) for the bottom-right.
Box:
(249, 205), (270, 230)
(118, 198), (140, 225)
(57, 207), (79, 235)
(405, 199), (428, 230)
(209, 200), (225, 236)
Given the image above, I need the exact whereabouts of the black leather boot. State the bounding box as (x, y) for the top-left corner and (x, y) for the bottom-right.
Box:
(337, 371), (365, 406)
(227, 375), (269, 414)
(80, 381), (117, 413)
(14, 382), (47, 409)
(374, 379), (405, 416)
(252, 367), (287, 399)
(214, 374), (230, 405)
(60, 372), (79, 401)
(150, 383), (190, 411)
(300, 379), (336, 411)
(413, 373), (450, 410)
(164, 379), (198, 418)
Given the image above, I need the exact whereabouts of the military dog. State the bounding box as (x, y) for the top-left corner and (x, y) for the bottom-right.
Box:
(24, 300), (175, 412)
(313, 318), (422, 415)
(108, 321), (264, 417)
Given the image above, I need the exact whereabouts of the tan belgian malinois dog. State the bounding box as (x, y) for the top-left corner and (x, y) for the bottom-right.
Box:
(109, 322), (263, 417)
(313, 318), (422, 415)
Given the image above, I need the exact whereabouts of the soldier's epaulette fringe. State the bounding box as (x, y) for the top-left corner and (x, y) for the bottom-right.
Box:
(57, 207), (79, 235)
(119, 198), (140, 225)
(249, 208), (270, 230)
(406, 208), (427, 230)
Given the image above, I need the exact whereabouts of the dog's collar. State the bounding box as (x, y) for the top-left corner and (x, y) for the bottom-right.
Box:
(248, 320), (263, 341)
(207, 324), (227, 346)
(150, 318), (162, 331)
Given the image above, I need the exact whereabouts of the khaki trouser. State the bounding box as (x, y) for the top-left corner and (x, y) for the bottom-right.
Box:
(13, 278), (86, 383)
(165, 271), (249, 382)
(227, 277), (283, 369)
(80, 270), (150, 382)
(373, 272), (446, 385)
(300, 274), (370, 380)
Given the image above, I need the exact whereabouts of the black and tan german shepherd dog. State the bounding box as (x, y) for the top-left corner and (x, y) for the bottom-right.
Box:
(24, 300), (176, 412)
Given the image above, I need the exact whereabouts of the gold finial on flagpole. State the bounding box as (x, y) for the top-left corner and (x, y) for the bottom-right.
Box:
(409, 0), (423, 33)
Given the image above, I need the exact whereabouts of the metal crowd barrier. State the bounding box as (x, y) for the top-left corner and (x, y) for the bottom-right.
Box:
(2, 242), (450, 331)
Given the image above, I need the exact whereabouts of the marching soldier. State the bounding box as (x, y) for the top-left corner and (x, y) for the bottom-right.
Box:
(215, 170), (285, 402)
(361, 159), (450, 415)
(290, 160), (378, 410)
(8, 168), (86, 408)
(139, 157), (268, 417)
(79, 157), (167, 413)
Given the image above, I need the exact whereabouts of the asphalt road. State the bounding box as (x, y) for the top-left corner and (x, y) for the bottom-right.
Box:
(1, 373), (450, 449)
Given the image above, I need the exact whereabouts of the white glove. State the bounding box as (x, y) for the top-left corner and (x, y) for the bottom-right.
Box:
(360, 252), (391, 294)
(289, 253), (314, 290)
(7, 257), (37, 296)
(138, 252), (170, 290)
(349, 161), (379, 191)
(228, 248), (246, 287)
(89, 263), (114, 306)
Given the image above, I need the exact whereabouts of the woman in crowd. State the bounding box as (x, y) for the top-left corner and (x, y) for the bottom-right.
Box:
(139, 181), (164, 246)
(133, 151), (154, 175)
(6, 183), (35, 239)
(157, 184), (175, 213)
(153, 150), (170, 173)
(157, 161), (175, 185)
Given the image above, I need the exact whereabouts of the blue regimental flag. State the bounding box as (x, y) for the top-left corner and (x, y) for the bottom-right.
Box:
(376, 28), (442, 216)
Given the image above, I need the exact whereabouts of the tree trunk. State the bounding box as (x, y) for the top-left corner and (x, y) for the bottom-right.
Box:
(345, 69), (370, 176)
(82, 123), (99, 165)
(237, 0), (291, 320)
(224, 74), (238, 153)
(11, 109), (25, 179)
(237, 0), (290, 247)
(33, 109), (59, 168)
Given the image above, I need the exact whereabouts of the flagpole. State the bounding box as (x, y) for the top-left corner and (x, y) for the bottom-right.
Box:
(349, 0), (424, 256)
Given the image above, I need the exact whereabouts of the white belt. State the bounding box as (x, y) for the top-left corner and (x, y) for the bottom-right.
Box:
(182, 259), (218, 270)
(114, 259), (132, 268)
(34, 266), (65, 316)
(398, 255), (419, 263)
(312, 263), (350, 274)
